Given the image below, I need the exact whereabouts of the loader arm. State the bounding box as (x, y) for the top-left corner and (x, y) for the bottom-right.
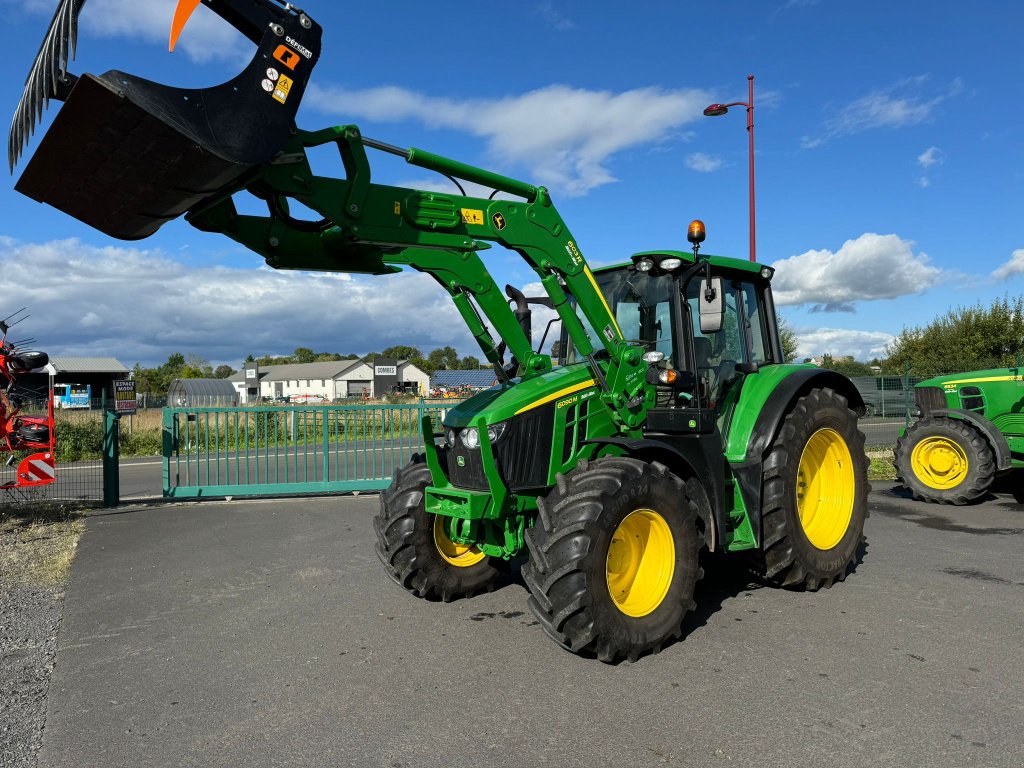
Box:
(10, 0), (647, 429)
(187, 124), (649, 429)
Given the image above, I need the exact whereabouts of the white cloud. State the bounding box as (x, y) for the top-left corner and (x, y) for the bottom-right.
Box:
(534, 3), (576, 30)
(0, 238), (476, 367)
(306, 83), (711, 196)
(802, 77), (963, 148)
(915, 176), (931, 188)
(771, 233), (943, 311)
(992, 249), (1024, 281)
(794, 327), (894, 361)
(685, 152), (723, 173)
(917, 146), (944, 168)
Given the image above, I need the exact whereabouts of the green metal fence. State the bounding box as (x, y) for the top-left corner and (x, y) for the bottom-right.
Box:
(162, 403), (453, 498)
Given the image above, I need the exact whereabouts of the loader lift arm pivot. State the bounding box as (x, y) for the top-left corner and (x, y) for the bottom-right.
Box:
(189, 124), (650, 429)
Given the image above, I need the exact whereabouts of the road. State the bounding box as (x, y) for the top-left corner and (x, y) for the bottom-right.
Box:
(38, 483), (1024, 768)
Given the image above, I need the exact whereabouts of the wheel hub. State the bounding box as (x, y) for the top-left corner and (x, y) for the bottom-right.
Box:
(433, 516), (486, 567)
(910, 436), (968, 490)
(796, 428), (856, 551)
(605, 509), (675, 617)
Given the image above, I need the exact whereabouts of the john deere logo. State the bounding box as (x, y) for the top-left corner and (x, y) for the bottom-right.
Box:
(457, 456), (466, 467)
(492, 212), (506, 231)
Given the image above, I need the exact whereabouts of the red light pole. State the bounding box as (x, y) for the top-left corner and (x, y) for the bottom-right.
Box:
(703, 74), (756, 263)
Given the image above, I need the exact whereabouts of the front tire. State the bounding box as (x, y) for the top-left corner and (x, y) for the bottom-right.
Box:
(894, 416), (995, 505)
(523, 457), (703, 663)
(755, 388), (869, 590)
(373, 455), (500, 601)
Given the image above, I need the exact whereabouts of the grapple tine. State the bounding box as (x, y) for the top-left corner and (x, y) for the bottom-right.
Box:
(9, 0), (85, 172)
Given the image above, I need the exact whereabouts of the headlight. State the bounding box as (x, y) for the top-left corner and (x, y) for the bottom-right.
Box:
(642, 351), (665, 364)
(635, 257), (654, 272)
(460, 427), (480, 449)
(445, 428), (456, 447)
(659, 257), (682, 271)
(487, 421), (508, 443)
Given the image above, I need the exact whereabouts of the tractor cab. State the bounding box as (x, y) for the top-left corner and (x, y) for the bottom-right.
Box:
(559, 231), (782, 432)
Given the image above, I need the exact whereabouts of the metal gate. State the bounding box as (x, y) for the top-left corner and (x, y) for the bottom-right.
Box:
(162, 403), (451, 498)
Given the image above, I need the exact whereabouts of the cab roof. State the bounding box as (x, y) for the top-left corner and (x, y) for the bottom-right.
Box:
(594, 250), (769, 278)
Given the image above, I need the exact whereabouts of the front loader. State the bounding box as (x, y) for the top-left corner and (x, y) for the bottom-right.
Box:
(11, 0), (870, 662)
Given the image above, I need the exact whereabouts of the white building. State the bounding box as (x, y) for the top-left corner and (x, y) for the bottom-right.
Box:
(229, 359), (429, 403)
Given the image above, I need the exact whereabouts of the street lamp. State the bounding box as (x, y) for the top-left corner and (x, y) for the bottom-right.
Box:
(703, 74), (756, 263)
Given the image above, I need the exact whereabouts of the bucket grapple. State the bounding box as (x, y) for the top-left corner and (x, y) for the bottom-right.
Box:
(10, 0), (322, 240)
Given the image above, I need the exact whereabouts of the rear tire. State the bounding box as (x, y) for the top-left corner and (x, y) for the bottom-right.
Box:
(754, 388), (869, 590)
(373, 454), (500, 601)
(523, 457), (703, 663)
(894, 417), (994, 505)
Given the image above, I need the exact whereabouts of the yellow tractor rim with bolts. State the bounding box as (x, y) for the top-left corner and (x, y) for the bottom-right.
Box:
(796, 428), (856, 551)
(605, 509), (675, 617)
(910, 436), (969, 490)
(433, 516), (486, 567)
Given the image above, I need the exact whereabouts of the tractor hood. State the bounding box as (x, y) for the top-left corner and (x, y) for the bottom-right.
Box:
(915, 368), (1024, 390)
(442, 363), (597, 428)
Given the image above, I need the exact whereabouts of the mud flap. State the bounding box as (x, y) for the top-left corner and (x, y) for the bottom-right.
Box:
(12, 0), (321, 240)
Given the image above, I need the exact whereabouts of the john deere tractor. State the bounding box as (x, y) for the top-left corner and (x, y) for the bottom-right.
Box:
(11, 0), (869, 661)
(895, 368), (1023, 504)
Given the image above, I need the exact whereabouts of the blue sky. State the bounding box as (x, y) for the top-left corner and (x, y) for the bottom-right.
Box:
(1, 0), (1021, 368)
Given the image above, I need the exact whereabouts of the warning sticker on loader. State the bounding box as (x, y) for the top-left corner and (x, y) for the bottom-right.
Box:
(460, 209), (484, 225)
(271, 74), (293, 104)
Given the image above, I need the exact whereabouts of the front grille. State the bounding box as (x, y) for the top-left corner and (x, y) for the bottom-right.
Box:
(446, 403), (555, 492)
(915, 386), (947, 416)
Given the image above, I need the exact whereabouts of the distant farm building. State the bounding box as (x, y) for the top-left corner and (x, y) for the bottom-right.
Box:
(229, 359), (429, 403)
(168, 378), (239, 407)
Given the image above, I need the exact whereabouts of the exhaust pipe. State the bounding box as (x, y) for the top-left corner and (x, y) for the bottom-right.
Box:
(9, 0), (322, 240)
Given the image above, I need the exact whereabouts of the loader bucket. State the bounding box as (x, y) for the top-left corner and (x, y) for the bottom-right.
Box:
(10, 0), (322, 241)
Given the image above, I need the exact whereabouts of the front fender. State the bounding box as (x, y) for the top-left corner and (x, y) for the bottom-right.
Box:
(930, 408), (1012, 472)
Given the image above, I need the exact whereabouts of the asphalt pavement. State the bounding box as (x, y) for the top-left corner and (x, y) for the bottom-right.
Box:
(38, 483), (1024, 768)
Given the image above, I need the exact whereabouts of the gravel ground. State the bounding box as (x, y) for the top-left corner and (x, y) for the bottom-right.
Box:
(0, 515), (82, 768)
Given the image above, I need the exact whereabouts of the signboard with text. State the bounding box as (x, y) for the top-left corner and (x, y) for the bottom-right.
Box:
(114, 379), (137, 414)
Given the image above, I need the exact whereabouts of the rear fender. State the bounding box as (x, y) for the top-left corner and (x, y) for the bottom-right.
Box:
(726, 367), (866, 547)
(930, 408), (1012, 472)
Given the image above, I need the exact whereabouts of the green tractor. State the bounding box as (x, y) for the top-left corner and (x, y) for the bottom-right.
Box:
(11, 0), (870, 661)
(895, 368), (1022, 504)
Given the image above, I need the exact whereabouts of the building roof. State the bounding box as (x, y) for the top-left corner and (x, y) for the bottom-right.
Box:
(228, 360), (365, 383)
(167, 378), (239, 398)
(431, 369), (498, 388)
(46, 356), (130, 374)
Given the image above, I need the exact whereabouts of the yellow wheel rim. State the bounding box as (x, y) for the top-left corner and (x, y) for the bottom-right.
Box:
(433, 516), (486, 568)
(910, 436), (968, 490)
(796, 428), (856, 551)
(605, 509), (675, 618)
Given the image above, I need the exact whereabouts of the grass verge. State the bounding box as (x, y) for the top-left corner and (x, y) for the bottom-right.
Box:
(867, 448), (897, 481)
(0, 504), (86, 587)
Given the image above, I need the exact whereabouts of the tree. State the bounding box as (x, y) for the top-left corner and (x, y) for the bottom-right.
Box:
(427, 346), (459, 370)
(293, 347), (316, 364)
(884, 295), (1024, 374)
(213, 364), (235, 379)
(382, 345), (422, 360)
(778, 316), (799, 364)
(824, 356), (874, 377)
(459, 355), (481, 370)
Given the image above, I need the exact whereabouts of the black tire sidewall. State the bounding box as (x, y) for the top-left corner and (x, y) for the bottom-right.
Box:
(776, 394), (866, 576)
(896, 418), (994, 502)
(584, 469), (700, 650)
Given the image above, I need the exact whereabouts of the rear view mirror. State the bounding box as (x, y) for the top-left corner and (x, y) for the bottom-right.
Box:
(699, 277), (724, 334)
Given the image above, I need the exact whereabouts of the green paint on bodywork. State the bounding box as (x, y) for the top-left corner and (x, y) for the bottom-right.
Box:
(723, 363), (818, 461)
